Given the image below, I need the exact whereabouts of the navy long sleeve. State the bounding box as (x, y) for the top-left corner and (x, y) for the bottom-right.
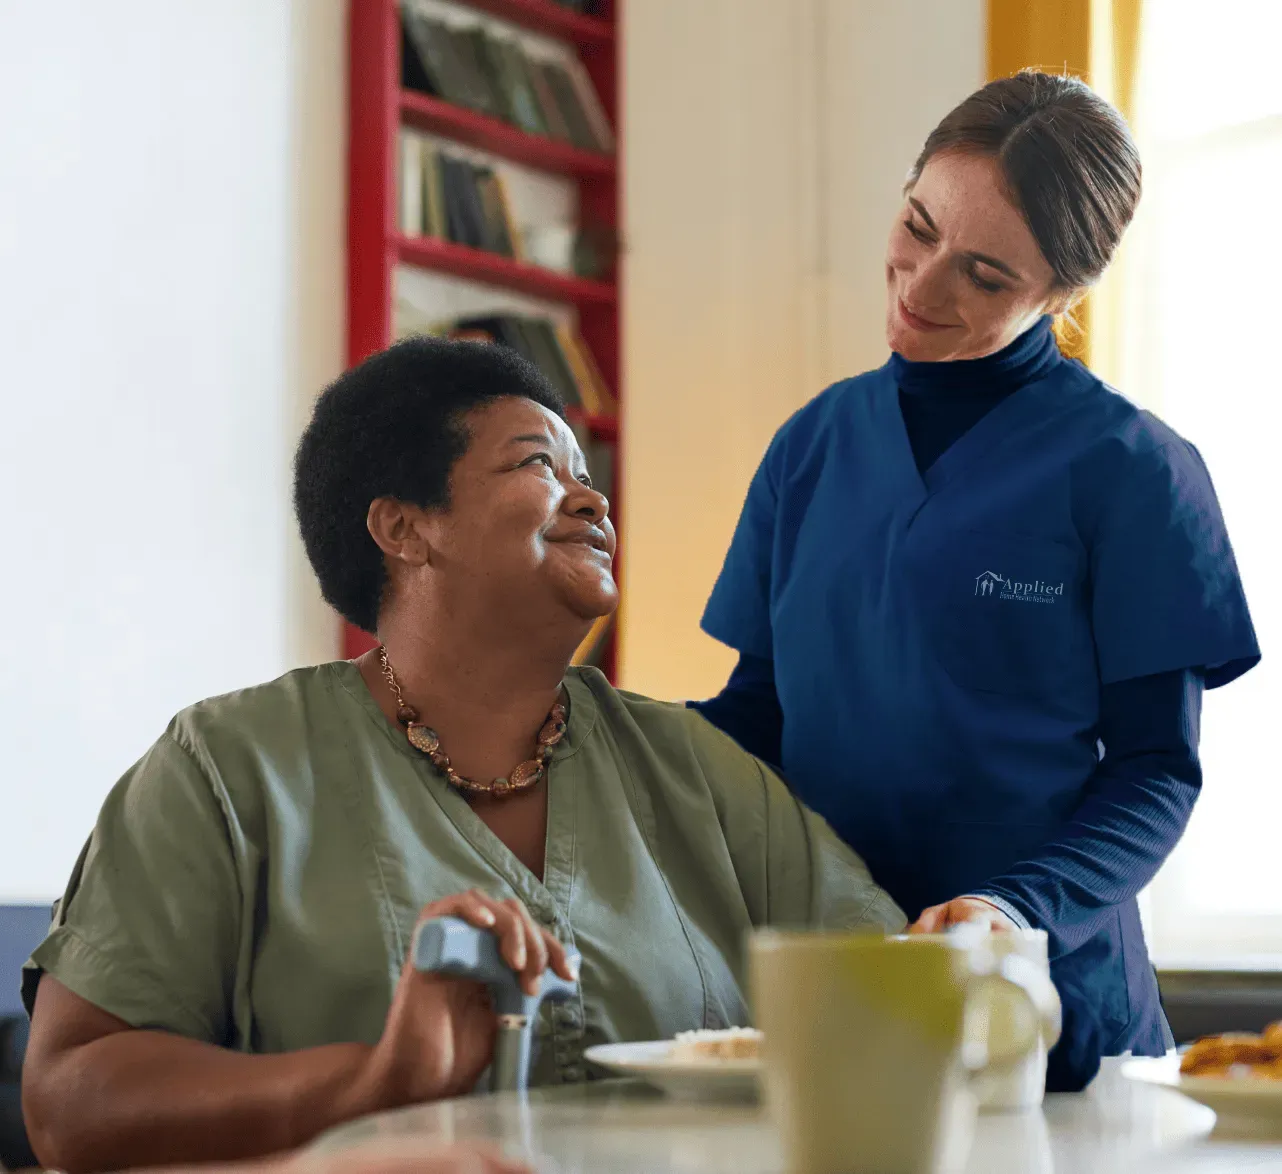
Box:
(975, 668), (1203, 954)
(687, 653), (783, 770)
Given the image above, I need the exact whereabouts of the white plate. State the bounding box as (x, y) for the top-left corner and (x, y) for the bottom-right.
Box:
(584, 1040), (760, 1102)
(1122, 1054), (1282, 1137)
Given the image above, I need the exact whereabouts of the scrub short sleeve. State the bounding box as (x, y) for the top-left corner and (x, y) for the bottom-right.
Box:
(700, 443), (779, 659)
(22, 729), (242, 1043)
(1091, 440), (1260, 688)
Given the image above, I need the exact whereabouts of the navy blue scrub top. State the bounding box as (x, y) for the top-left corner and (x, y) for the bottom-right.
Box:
(700, 334), (1260, 1055)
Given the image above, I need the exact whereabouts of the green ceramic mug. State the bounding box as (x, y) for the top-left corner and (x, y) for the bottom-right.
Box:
(749, 927), (1062, 1174)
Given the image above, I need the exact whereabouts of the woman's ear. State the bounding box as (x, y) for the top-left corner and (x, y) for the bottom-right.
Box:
(367, 498), (433, 568)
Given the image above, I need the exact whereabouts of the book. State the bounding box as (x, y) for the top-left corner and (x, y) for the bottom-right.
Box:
(553, 323), (600, 414)
(398, 130), (424, 235)
(538, 61), (601, 153)
(399, 10), (436, 95)
(496, 39), (551, 138)
(402, 11), (472, 108)
(562, 326), (618, 415)
(490, 171), (525, 260)
(438, 155), (476, 246)
(454, 24), (510, 122)
(441, 21), (506, 118)
(561, 55), (615, 151)
(458, 161), (493, 252)
(474, 168), (515, 256)
(421, 143), (448, 238)
(526, 61), (573, 144)
(508, 318), (576, 405)
(523, 319), (582, 406)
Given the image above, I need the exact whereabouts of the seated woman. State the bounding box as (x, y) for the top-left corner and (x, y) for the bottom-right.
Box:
(21, 338), (904, 1173)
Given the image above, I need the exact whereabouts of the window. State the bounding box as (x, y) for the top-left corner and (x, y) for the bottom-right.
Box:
(1123, 0), (1282, 960)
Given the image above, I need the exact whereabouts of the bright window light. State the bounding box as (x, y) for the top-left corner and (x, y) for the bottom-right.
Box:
(1126, 0), (1282, 956)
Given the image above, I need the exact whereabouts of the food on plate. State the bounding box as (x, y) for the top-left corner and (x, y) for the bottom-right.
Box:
(669, 1027), (763, 1062)
(1180, 1023), (1282, 1079)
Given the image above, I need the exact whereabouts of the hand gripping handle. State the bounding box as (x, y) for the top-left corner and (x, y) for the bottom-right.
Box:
(412, 916), (580, 1017)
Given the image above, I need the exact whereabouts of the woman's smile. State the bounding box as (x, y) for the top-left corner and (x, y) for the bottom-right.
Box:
(897, 298), (954, 332)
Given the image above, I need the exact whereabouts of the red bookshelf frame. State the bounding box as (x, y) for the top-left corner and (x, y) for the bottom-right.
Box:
(399, 92), (616, 179)
(347, 0), (622, 679)
(465, 0), (613, 48)
(395, 234), (617, 305)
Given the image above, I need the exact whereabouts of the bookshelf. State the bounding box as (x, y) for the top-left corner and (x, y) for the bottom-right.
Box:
(347, 0), (622, 680)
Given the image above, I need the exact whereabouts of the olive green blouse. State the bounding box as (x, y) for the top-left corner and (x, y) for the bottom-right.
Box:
(24, 663), (904, 1086)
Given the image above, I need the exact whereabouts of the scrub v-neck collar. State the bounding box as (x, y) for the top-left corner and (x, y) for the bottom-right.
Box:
(334, 659), (598, 914)
(877, 320), (1089, 501)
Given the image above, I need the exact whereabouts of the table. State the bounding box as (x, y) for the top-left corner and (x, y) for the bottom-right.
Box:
(313, 1060), (1282, 1172)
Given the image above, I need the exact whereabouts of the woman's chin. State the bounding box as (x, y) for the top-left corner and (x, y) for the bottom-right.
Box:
(562, 577), (620, 624)
(888, 326), (950, 363)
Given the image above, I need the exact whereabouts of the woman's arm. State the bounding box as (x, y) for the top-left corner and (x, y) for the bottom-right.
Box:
(23, 978), (384, 1172)
(687, 652), (784, 769)
(23, 893), (570, 1174)
(960, 669), (1203, 954)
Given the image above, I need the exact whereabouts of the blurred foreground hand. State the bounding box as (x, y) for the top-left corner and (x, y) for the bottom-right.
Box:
(908, 896), (1019, 935)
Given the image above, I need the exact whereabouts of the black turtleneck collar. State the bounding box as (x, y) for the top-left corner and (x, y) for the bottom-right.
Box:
(890, 315), (1063, 399)
(892, 317), (1065, 475)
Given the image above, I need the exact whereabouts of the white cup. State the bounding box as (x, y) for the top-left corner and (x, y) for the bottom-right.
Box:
(972, 930), (1054, 1112)
(901, 928), (1057, 1112)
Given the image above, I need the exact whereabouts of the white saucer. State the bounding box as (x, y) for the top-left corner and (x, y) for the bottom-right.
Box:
(1122, 1054), (1282, 1138)
(584, 1040), (760, 1102)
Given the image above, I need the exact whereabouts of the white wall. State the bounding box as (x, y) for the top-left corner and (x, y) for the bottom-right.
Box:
(0, 0), (345, 902)
(620, 0), (985, 700)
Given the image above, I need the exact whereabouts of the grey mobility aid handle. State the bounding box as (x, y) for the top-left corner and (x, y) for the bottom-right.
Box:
(413, 915), (581, 1093)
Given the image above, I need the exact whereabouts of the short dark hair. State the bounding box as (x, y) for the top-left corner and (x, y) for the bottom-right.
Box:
(294, 336), (565, 633)
(909, 71), (1142, 291)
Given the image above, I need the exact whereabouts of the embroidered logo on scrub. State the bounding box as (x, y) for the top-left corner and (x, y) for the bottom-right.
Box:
(974, 570), (1064, 603)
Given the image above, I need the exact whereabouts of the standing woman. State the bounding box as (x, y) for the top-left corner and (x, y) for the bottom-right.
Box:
(693, 72), (1260, 1058)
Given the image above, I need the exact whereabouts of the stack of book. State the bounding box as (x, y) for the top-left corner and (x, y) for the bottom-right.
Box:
(401, 7), (614, 154)
(446, 314), (617, 420)
(398, 135), (523, 258)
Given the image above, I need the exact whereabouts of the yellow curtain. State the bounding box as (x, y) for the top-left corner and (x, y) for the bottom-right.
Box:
(986, 0), (1143, 373)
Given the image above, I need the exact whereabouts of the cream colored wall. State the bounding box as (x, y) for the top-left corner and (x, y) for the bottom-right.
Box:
(619, 0), (985, 701)
(286, 0), (348, 668)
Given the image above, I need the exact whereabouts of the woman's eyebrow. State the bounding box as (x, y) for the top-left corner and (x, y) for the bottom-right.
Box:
(967, 251), (1022, 280)
(907, 197), (937, 231)
(505, 433), (553, 447)
(909, 196), (1023, 281)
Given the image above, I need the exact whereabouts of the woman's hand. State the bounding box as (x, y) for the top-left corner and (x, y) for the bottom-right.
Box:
(361, 890), (576, 1108)
(908, 896), (1020, 935)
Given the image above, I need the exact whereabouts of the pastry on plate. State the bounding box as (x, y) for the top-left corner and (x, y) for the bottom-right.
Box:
(1180, 1024), (1282, 1078)
(669, 1027), (763, 1062)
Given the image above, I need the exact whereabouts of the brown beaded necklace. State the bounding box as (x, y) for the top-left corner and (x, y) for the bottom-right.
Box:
(377, 645), (568, 799)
